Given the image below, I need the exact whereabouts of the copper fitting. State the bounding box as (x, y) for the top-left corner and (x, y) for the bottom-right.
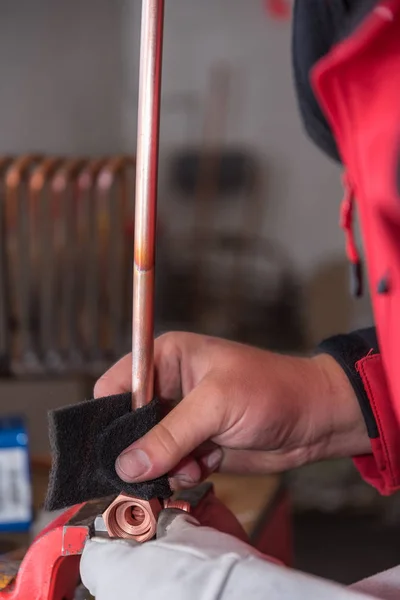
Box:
(102, 495), (162, 543)
(163, 499), (191, 513)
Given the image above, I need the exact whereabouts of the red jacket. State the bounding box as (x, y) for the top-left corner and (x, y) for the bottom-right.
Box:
(293, 0), (400, 494)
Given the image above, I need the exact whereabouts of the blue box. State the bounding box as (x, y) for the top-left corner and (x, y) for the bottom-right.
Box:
(0, 417), (32, 533)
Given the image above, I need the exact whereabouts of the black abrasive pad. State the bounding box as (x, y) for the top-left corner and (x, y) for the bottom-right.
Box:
(45, 393), (172, 511)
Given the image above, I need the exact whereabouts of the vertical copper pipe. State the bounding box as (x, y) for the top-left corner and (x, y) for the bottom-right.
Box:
(78, 158), (108, 367)
(6, 155), (42, 370)
(52, 158), (87, 367)
(98, 156), (135, 360)
(132, 0), (165, 409)
(30, 157), (64, 367)
(0, 157), (15, 372)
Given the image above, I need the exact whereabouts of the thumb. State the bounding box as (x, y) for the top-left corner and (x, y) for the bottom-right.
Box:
(115, 380), (224, 483)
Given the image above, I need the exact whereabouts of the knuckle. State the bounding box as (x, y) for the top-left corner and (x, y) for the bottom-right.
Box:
(207, 376), (229, 407)
(155, 332), (178, 358)
(152, 421), (182, 460)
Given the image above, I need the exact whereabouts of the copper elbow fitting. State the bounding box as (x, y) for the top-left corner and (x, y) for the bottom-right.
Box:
(102, 496), (162, 543)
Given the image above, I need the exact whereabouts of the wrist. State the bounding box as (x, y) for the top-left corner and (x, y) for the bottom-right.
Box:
(310, 353), (371, 459)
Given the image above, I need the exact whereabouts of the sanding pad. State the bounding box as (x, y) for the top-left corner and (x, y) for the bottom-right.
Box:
(45, 393), (171, 511)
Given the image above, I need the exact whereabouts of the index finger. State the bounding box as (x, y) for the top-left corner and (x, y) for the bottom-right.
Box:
(94, 335), (183, 401)
(94, 354), (132, 398)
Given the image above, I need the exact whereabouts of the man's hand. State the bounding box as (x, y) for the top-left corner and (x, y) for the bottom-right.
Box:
(94, 333), (370, 489)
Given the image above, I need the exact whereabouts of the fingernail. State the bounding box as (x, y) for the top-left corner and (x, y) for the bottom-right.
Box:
(116, 449), (151, 481)
(204, 448), (223, 471)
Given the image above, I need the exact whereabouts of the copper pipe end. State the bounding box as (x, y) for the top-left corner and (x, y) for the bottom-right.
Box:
(77, 158), (108, 191)
(97, 156), (135, 191)
(102, 495), (162, 543)
(6, 154), (42, 189)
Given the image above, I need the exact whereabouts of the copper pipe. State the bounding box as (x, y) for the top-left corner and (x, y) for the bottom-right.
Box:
(78, 158), (109, 194)
(6, 155), (43, 370)
(78, 158), (108, 364)
(52, 159), (88, 367)
(132, 0), (165, 409)
(29, 158), (64, 366)
(98, 156), (135, 359)
(6, 154), (43, 236)
(0, 157), (15, 370)
(0, 157), (14, 173)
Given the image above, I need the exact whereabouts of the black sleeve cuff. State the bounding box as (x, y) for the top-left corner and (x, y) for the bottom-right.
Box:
(316, 328), (379, 439)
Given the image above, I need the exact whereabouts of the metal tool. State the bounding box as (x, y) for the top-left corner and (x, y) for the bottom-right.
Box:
(0, 499), (108, 600)
(6, 155), (43, 374)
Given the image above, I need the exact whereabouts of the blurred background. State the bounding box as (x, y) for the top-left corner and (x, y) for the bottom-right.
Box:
(0, 0), (398, 592)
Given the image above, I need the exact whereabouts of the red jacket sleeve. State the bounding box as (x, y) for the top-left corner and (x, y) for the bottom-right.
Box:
(317, 329), (400, 495)
(353, 354), (400, 495)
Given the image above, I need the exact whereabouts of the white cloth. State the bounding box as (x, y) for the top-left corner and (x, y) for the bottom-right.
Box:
(80, 513), (382, 600)
(352, 567), (400, 600)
